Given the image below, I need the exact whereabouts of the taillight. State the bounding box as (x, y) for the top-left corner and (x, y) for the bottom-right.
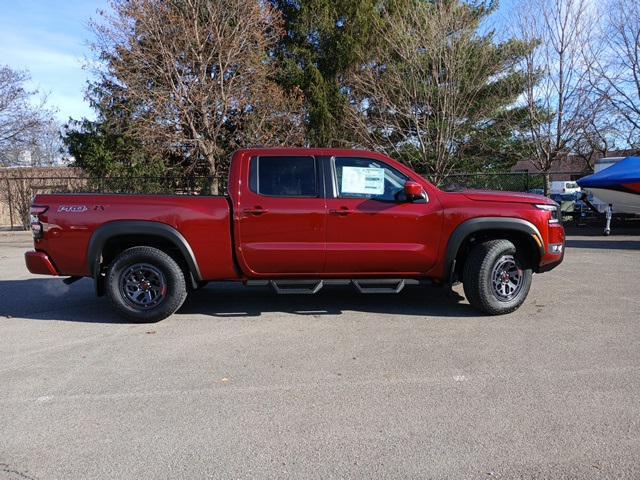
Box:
(30, 205), (48, 240)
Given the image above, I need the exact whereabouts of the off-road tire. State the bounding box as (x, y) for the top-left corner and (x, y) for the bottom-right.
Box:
(106, 246), (187, 322)
(462, 239), (532, 315)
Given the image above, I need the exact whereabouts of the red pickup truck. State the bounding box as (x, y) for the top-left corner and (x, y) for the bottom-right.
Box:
(25, 148), (565, 322)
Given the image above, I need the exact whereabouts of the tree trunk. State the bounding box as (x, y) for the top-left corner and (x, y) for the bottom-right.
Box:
(543, 172), (552, 197)
(204, 151), (219, 195)
(209, 176), (219, 196)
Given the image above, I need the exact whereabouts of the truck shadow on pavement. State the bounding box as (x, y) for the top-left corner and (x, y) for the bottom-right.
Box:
(565, 239), (640, 250)
(181, 282), (475, 319)
(0, 278), (476, 323)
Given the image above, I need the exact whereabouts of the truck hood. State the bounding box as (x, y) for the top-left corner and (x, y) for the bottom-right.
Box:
(460, 190), (554, 205)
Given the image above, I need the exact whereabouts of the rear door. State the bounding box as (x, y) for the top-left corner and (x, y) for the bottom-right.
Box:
(324, 156), (441, 275)
(235, 155), (327, 275)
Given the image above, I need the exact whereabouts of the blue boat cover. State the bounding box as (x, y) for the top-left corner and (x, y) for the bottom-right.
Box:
(577, 156), (640, 188)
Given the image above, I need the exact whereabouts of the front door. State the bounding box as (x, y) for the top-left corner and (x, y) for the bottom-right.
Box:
(236, 155), (326, 276)
(324, 156), (441, 275)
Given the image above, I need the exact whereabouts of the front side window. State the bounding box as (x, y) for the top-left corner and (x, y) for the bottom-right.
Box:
(250, 156), (317, 197)
(334, 157), (409, 202)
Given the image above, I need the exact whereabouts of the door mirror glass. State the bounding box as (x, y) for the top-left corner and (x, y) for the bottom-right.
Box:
(404, 181), (427, 202)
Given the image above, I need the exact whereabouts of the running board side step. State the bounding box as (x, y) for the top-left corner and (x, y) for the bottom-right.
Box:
(269, 280), (324, 294)
(245, 279), (418, 295)
(352, 279), (406, 294)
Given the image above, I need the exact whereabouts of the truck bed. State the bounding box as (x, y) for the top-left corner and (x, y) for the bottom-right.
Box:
(32, 194), (238, 280)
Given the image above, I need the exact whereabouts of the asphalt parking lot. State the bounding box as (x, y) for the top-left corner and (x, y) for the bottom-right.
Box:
(1, 229), (639, 479)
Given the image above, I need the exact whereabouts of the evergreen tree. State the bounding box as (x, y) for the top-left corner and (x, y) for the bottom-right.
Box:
(271, 0), (382, 146)
(63, 84), (167, 179)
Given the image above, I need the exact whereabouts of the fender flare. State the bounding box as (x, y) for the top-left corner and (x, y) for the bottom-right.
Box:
(87, 220), (203, 281)
(444, 217), (544, 281)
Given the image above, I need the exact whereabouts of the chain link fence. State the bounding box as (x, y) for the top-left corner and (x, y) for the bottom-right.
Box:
(434, 172), (549, 192)
(1, 171), (582, 229)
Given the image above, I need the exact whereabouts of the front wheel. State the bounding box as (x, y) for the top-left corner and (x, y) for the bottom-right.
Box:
(462, 239), (532, 315)
(106, 246), (188, 322)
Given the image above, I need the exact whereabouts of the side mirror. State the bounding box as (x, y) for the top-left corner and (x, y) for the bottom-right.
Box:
(404, 181), (427, 202)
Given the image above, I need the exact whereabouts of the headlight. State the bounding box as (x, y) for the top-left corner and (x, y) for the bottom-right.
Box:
(535, 204), (559, 224)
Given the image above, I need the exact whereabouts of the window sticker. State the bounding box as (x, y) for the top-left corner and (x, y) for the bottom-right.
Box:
(341, 166), (385, 195)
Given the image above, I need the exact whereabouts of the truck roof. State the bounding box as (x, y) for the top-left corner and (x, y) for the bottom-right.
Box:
(233, 147), (390, 159)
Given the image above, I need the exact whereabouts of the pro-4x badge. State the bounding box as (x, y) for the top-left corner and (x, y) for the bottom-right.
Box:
(57, 205), (88, 213)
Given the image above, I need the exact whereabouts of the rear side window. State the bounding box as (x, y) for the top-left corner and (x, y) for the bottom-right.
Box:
(250, 156), (317, 197)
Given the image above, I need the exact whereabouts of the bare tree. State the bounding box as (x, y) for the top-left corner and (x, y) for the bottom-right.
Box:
(588, 0), (640, 145)
(0, 66), (54, 165)
(30, 120), (65, 166)
(572, 94), (624, 170)
(92, 0), (304, 193)
(2, 119), (64, 167)
(515, 0), (595, 194)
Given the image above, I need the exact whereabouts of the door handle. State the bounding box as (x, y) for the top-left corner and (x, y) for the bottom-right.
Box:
(243, 206), (268, 216)
(329, 207), (354, 216)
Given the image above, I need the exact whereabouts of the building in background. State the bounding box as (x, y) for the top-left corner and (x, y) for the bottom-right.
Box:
(511, 150), (640, 181)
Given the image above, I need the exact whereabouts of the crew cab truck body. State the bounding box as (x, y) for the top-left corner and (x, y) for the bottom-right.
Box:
(25, 148), (565, 321)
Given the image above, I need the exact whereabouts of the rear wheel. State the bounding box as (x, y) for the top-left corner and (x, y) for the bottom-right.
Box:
(106, 246), (187, 322)
(462, 239), (532, 315)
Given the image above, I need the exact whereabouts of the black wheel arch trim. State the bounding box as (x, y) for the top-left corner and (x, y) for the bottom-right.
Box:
(445, 217), (545, 282)
(87, 220), (203, 282)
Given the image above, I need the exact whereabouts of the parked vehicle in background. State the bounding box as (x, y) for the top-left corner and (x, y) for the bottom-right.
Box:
(551, 193), (578, 218)
(549, 192), (591, 221)
(551, 181), (581, 195)
(25, 148), (565, 322)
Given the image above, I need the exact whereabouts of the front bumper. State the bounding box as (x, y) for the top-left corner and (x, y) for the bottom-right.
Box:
(25, 251), (59, 276)
(537, 223), (565, 273)
(538, 249), (564, 272)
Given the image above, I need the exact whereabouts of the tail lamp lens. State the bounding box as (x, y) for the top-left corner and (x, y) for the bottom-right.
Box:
(30, 205), (48, 239)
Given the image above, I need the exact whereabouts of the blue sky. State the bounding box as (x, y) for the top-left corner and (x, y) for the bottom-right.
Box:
(0, 0), (106, 122)
(0, 0), (516, 124)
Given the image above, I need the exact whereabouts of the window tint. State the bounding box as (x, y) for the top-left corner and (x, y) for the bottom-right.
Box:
(334, 157), (409, 202)
(250, 156), (317, 197)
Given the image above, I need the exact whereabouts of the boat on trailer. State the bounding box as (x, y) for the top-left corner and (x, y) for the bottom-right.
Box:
(577, 156), (640, 234)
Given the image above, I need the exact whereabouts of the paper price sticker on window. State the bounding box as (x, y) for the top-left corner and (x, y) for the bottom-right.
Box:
(341, 166), (385, 195)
